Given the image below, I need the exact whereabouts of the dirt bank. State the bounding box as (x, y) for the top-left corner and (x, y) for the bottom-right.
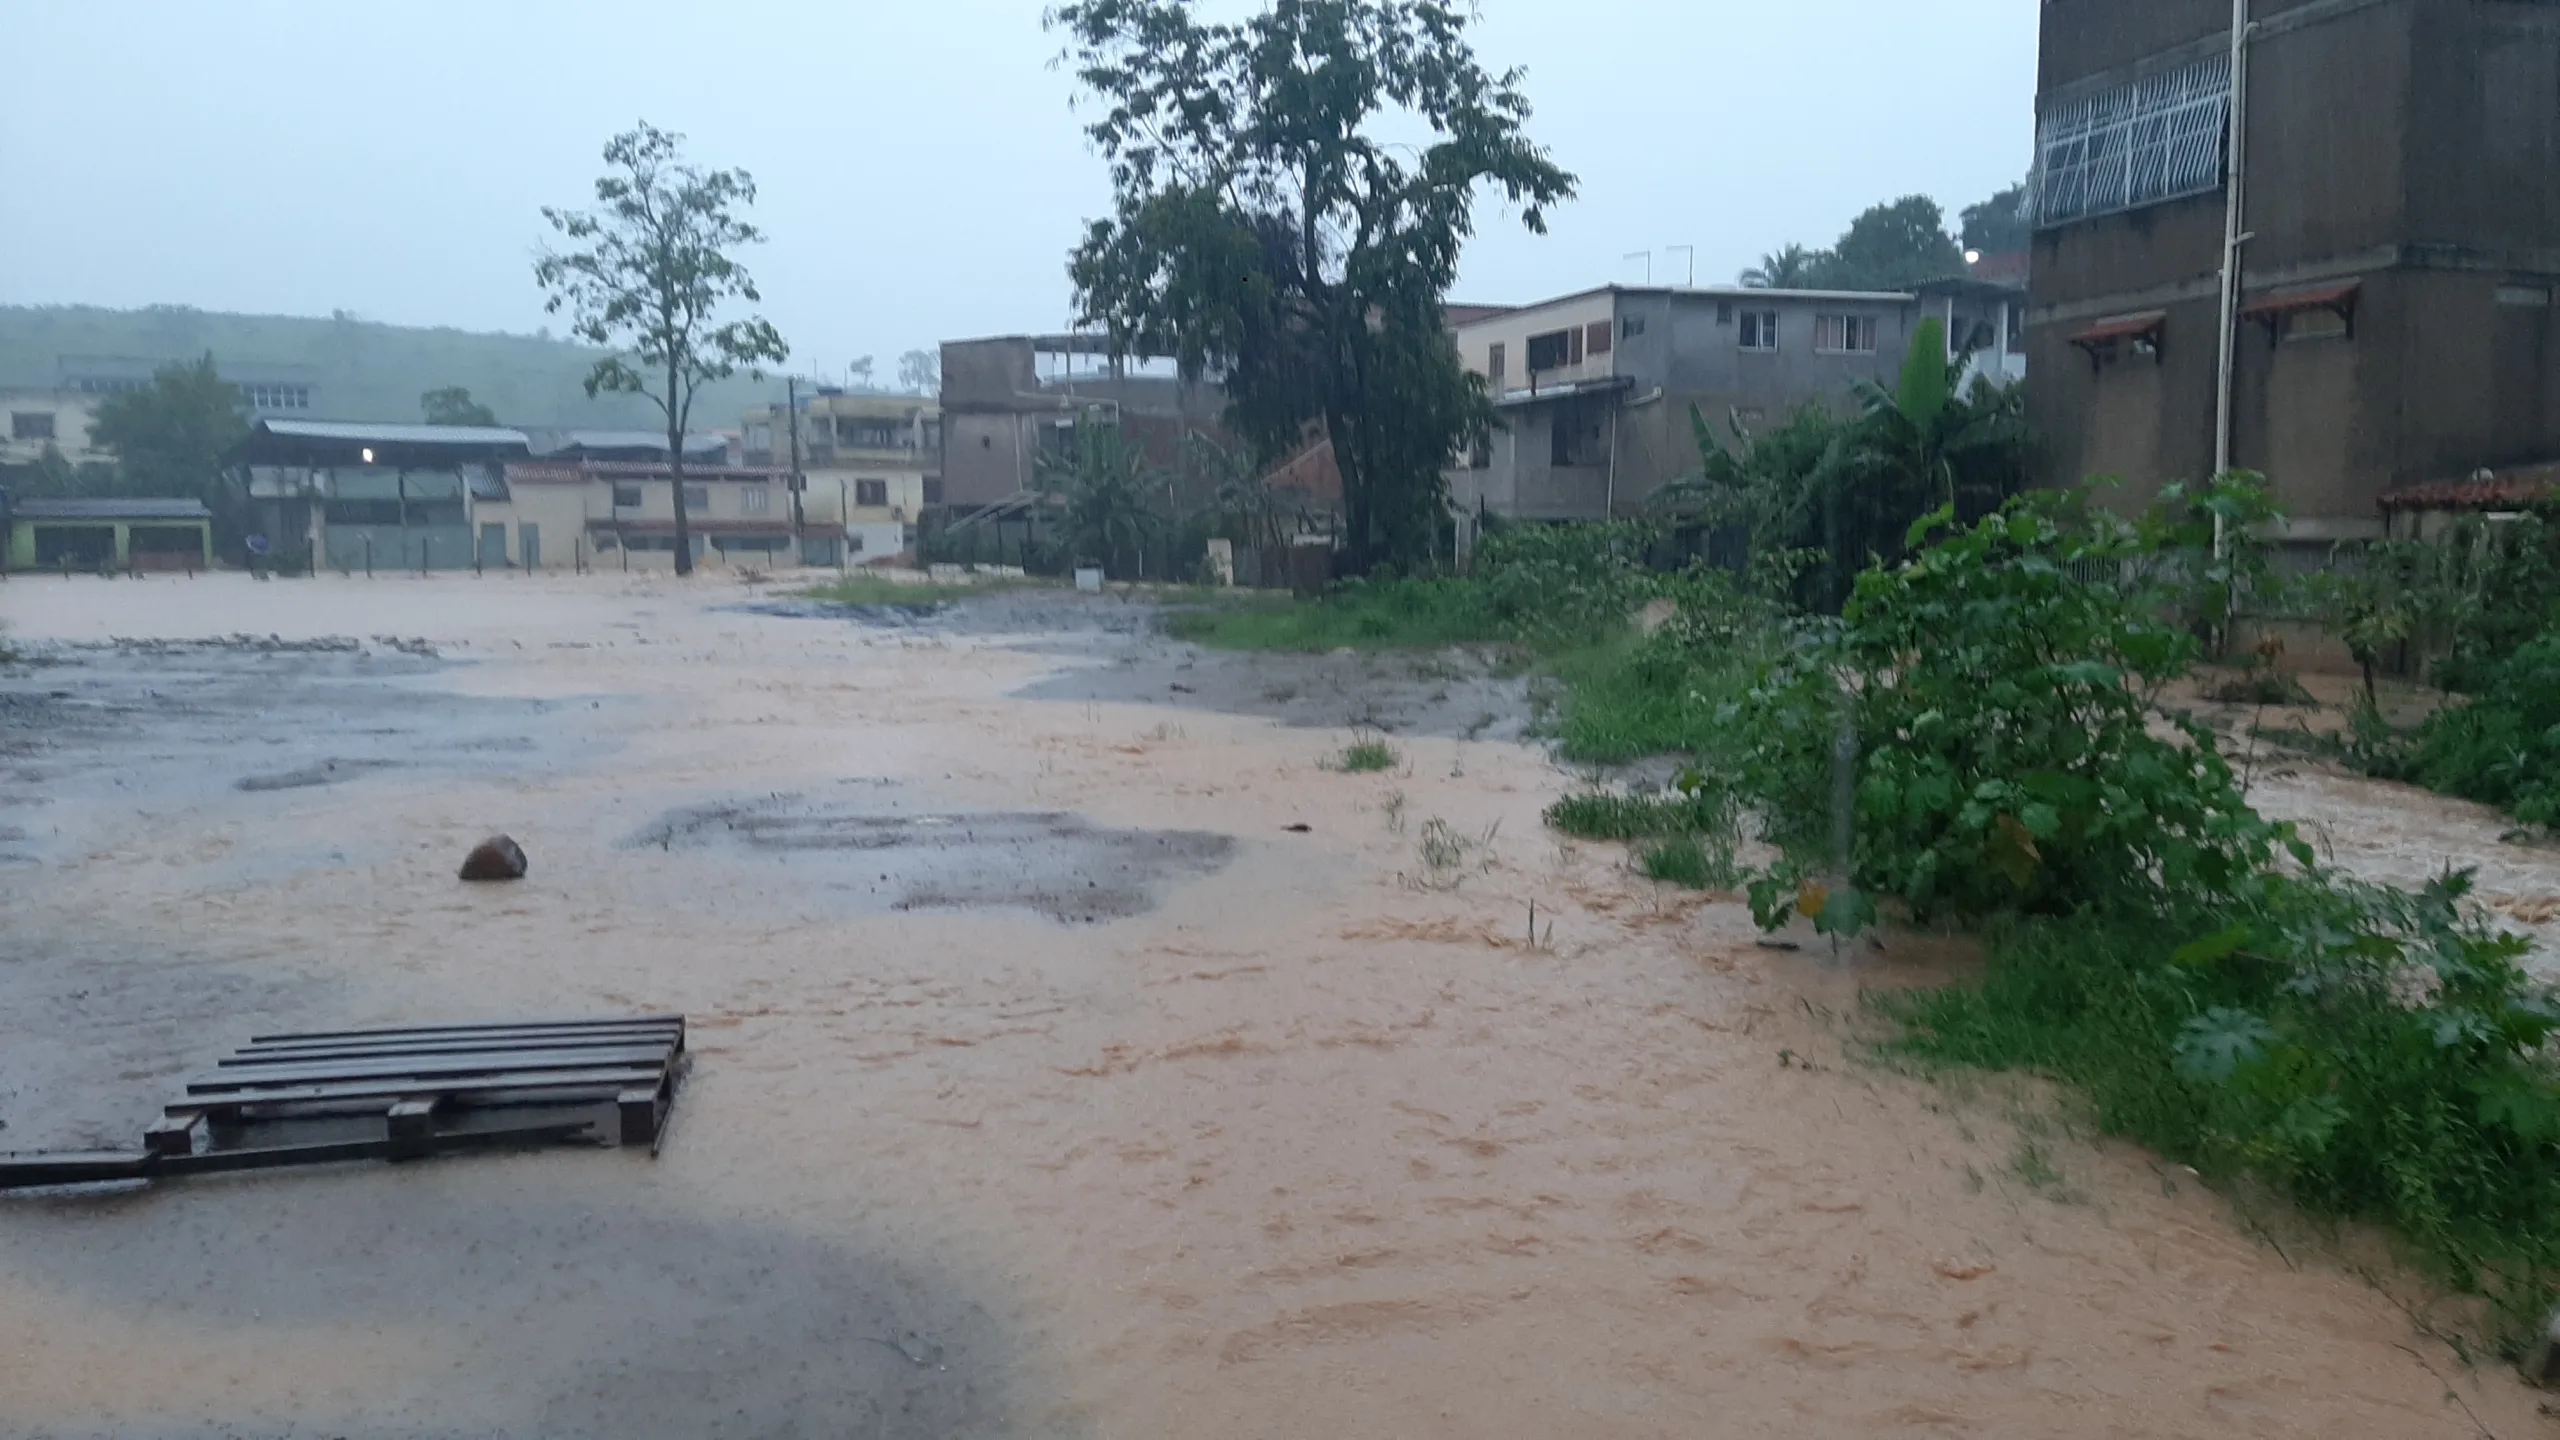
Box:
(0, 572), (2550, 1437)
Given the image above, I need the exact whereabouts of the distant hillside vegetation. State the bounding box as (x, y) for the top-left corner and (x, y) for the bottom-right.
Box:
(0, 304), (778, 430)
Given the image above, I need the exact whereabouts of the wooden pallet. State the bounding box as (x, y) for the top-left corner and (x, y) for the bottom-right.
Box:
(0, 1014), (686, 1191)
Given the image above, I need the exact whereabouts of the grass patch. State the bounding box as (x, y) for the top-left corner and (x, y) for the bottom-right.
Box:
(1638, 833), (1738, 890)
(1881, 904), (2560, 1350)
(1162, 580), (1503, 652)
(802, 574), (1042, 608)
(1544, 789), (1728, 842)
(1332, 736), (1402, 773)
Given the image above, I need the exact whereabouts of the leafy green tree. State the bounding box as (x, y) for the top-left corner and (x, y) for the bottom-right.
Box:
(1846, 317), (2028, 516)
(1052, 0), (1576, 573)
(420, 386), (499, 427)
(536, 122), (788, 576)
(1039, 420), (1165, 578)
(897, 349), (940, 396)
(1740, 243), (1827, 289)
(89, 353), (250, 541)
(1662, 318), (2026, 609)
(1190, 430), (1307, 566)
(1819, 195), (1967, 291)
(3, 442), (120, 500)
(1961, 181), (2031, 255)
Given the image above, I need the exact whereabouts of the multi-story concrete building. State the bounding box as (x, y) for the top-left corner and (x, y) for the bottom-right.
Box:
(741, 392), (938, 564)
(2026, 0), (2560, 543)
(938, 334), (1233, 514)
(233, 419), (797, 573)
(1448, 282), (2021, 524)
(0, 389), (108, 467)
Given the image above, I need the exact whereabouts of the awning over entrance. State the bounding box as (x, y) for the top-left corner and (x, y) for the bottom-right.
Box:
(2068, 310), (2167, 368)
(2241, 280), (2361, 322)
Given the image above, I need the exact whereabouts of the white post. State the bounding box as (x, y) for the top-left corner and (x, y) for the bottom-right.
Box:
(2214, 0), (2255, 488)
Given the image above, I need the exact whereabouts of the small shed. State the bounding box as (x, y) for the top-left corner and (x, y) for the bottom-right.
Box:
(4, 497), (214, 573)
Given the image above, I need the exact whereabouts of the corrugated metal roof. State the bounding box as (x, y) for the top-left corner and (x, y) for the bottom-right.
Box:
(553, 429), (727, 454)
(254, 419), (532, 447)
(10, 497), (213, 521)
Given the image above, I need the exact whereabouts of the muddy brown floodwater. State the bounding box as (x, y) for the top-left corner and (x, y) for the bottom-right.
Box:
(4, 572), (2558, 1438)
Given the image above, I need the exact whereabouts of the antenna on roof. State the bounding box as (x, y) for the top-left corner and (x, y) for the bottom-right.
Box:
(1623, 250), (1652, 285)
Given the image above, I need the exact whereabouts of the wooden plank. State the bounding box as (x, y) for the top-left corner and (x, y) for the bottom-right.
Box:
(144, 1111), (202, 1158)
(154, 1120), (600, 1178)
(386, 1096), (446, 1159)
(238, 1025), (681, 1059)
(243, 1019), (683, 1048)
(618, 1083), (668, 1148)
(174, 1067), (666, 1116)
(0, 1150), (153, 1190)
(185, 1044), (677, 1094)
(223, 1033), (678, 1067)
(248, 1015), (684, 1045)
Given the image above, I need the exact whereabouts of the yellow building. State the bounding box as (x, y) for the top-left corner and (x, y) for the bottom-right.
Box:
(741, 392), (938, 565)
(486, 461), (797, 572)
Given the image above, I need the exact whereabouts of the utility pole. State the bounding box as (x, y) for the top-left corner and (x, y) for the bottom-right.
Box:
(2208, 0), (2257, 657)
(786, 376), (806, 547)
(2213, 0), (2256, 492)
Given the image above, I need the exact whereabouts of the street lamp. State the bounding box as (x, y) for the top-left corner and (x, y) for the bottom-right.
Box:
(360, 447), (376, 464)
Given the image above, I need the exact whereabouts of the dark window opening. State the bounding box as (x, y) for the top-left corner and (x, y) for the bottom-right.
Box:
(1550, 400), (1608, 468)
(611, 484), (643, 508)
(1525, 329), (1574, 371)
(1586, 321), (1614, 356)
(11, 411), (56, 440)
(855, 479), (889, 507)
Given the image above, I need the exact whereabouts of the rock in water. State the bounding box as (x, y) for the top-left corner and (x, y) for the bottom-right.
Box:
(459, 835), (528, 881)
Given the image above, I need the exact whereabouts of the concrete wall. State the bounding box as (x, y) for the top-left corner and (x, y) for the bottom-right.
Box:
(2030, 0), (2560, 525)
(1454, 292), (1618, 395)
(0, 391), (105, 466)
(1452, 288), (1924, 520)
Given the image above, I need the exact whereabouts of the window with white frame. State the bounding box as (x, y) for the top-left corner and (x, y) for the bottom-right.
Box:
(741, 487), (770, 513)
(2031, 54), (2232, 228)
(1738, 311), (1780, 351)
(1814, 314), (1879, 354)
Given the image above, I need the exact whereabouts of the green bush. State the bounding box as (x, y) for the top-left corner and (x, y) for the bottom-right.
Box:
(1731, 488), (2298, 931)
(1714, 483), (2560, 1350)
(1890, 873), (2560, 1347)
(2405, 630), (2560, 827)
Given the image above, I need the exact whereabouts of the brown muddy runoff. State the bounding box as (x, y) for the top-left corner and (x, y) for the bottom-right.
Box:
(3, 574), (2558, 1437)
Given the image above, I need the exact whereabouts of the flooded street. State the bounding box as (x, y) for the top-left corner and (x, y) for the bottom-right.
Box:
(3, 573), (2556, 1437)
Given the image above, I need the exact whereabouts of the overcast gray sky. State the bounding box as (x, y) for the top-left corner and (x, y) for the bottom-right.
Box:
(0, 0), (2037, 381)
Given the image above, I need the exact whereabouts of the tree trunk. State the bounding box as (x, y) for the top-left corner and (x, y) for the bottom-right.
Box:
(1330, 404), (1366, 576)
(668, 367), (692, 577)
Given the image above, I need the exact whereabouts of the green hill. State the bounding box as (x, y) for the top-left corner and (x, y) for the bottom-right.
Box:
(0, 304), (780, 431)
